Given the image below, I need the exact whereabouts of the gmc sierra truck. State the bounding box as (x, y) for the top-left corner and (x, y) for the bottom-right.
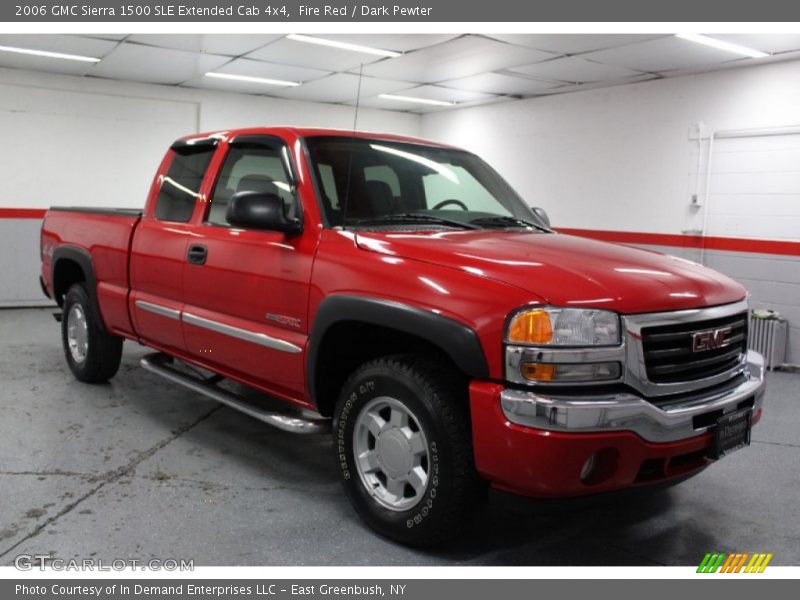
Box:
(40, 127), (766, 546)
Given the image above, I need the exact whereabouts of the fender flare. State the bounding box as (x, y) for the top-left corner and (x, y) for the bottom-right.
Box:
(306, 295), (489, 402)
(51, 245), (97, 305)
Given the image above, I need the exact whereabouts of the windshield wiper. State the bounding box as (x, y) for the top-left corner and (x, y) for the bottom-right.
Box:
(351, 213), (481, 230)
(469, 215), (550, 232)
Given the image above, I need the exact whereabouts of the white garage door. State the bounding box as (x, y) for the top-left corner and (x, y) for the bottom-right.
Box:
(702, 132), (800, 365)
(706, 133), (800, 241)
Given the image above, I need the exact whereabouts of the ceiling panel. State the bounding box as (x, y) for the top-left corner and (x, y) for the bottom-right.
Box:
(0, 34), (118, 76)
(360, 35), (557, 83)
(77, 34), (128, 41)
(440, 72), (561, 96)
(268, 73), (410, 103)
(535, 73), (660, 96)
(1, 33), (794, 114)
(304, 34), (458, 53)
(127, 34), (283, 56)
(509, 56), (644, 83)
(390, 84), (496, 103)
(183, 59), (331, 94)
(202, 57), (329, 83)
(485, 34), (665, 55)
(351, 95), (419, 112)
(353, 94), (510, 114)
(91, 43), (230, 85)
(245, 36), (387, 72)
(353, 87), (502, 117)
(409, 96), (513, 114)
(585, 36), (745, 73)
(706, 34), (800, 55)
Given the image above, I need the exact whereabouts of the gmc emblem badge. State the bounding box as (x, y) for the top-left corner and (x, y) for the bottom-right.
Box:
(692, 326), (733, 352)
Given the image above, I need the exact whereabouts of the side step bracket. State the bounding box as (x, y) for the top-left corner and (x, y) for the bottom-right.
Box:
(140, 353), (330, 435)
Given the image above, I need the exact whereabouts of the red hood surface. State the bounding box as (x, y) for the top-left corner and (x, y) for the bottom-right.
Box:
(354, 230), (746, 314)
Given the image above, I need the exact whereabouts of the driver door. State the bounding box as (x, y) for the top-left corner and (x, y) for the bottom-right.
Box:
(180, 135), (315, 402)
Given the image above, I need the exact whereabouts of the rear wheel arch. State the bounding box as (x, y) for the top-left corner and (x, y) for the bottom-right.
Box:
(307, 296), (489, 417)
(52, 246), (96, 308)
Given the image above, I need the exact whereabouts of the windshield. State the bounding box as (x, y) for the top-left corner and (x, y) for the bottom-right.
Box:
(304, 136), (549, 231)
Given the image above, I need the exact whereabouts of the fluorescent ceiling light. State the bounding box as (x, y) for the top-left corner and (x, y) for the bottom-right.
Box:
(204, 72), (300, 87)
(379, 94), (456, 107)
(286, 34), (401, 58)
(0, 44), (101, 63)
(675, 34), (768, 58)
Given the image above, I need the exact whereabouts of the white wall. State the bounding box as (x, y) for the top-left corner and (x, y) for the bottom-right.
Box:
(0, 67), (420, 306)
(421, 58), (800, 237)
(0, 67), (421, 211)
(422, 59), (800, 365)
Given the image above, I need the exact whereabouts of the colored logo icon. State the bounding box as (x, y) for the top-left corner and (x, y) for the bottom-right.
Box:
(697, 552), (773, 573)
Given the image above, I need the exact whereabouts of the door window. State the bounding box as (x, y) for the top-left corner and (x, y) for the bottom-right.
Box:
(207, 141), (298, 227)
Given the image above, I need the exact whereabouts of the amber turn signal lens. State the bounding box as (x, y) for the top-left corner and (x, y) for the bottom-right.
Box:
(508, 309), (553, 344)
(520, 362), (556, 381)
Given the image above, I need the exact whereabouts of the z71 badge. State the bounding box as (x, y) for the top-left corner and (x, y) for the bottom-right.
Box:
(265, 313), (301, 329)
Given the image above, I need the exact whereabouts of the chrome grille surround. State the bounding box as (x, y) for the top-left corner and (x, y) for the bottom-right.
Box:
(622, 300), (749, 397)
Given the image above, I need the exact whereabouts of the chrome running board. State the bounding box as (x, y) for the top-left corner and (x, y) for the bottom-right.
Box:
(140, 353), (330, 435)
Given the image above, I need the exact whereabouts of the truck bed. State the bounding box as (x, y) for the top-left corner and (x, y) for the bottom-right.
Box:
(41, 206), (143, 337)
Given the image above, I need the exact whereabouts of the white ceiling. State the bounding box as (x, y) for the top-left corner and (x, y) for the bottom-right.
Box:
(1, 33), (800, 114)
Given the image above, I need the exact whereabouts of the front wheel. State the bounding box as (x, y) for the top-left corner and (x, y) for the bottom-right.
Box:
(61, 283), (123, 383)
(333, 356), (483, 546)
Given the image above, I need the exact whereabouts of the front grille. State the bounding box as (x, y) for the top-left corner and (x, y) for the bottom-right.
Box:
(641, 312), (748, 384)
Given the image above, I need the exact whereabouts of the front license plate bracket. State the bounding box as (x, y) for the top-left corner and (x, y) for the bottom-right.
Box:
(709, 408), (752, 459)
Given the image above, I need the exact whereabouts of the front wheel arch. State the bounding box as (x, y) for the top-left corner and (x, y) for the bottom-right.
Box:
(307, 296), (489, 416)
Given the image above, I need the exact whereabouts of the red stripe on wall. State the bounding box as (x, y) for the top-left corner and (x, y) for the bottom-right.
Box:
(0, 208), (47, 219)
(0, 210), (796, 257)
(556, 228), (800, 257)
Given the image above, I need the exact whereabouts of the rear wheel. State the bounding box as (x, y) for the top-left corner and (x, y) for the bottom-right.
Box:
(333, 356), (483, 546)
(61, 283), (123, 383)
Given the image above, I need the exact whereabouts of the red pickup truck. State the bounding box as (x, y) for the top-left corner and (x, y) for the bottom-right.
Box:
(40, 127), (765, 546)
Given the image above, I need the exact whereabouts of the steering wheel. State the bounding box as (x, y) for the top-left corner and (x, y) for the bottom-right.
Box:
(432, 199), (469, 211)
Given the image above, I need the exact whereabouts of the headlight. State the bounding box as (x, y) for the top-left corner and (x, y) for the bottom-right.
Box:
(507, 307), (620, 346)
(506, 307), (624, 384)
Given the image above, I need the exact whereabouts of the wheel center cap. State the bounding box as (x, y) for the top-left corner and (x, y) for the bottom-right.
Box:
(376, 430), (413, 478)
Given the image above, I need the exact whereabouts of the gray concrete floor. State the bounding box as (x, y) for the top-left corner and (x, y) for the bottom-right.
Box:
(0, 307), (798, 566)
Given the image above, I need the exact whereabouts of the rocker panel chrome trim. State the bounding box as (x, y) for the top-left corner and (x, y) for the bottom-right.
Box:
(182, 312), (302, 354)
(135, 300), (181, 320)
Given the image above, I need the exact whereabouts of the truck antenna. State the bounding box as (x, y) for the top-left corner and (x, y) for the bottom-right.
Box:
(341, 63), (363, 231)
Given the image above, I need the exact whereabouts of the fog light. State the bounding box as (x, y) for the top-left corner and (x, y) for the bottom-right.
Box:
(520, 361), (621, 382)
(580, 448), (619, 485)
(580, 454), (597, 482)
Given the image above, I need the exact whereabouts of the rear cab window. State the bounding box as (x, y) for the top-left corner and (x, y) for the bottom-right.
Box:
(154, 143), (216, 223)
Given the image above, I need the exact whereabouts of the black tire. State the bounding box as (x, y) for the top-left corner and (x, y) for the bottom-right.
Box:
(61, 283), (123, 383)
(333, 355), (483, 547)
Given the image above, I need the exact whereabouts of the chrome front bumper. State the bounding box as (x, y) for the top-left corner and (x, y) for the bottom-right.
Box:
(500, 350), (766, 443)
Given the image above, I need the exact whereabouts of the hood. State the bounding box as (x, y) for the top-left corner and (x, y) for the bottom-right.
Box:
(354, 230), (745, 314)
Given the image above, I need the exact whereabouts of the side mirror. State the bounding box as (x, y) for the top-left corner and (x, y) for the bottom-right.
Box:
(532, 206), (551, 228)
(226, 191), (302, 235)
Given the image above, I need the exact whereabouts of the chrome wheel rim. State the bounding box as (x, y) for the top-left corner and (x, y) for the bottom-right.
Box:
(353, 396), (430, 511)
(66, 304), (89, 364)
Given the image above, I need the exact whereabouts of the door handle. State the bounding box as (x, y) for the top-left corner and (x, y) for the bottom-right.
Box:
(187, 244), (208, 265)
